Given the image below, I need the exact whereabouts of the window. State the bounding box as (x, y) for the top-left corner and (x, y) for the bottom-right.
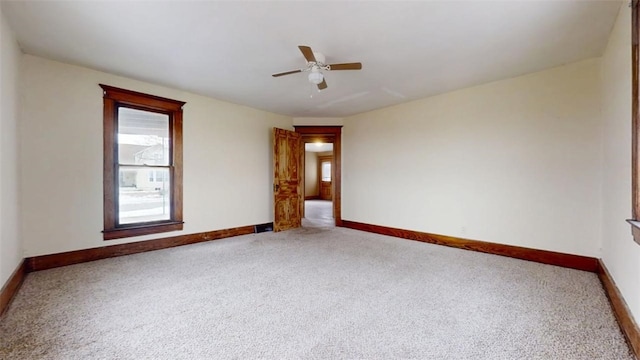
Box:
(631, 1), (640, 245)
(321, 161), (331, 181)
(101, 85), (185, 240)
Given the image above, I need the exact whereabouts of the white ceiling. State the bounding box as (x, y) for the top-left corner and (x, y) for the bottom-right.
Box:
(2, 1), (621, 118)
(305, 143), (333, 153)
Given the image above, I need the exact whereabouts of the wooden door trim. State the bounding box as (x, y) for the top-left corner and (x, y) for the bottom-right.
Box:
(294, 126), (342, 226)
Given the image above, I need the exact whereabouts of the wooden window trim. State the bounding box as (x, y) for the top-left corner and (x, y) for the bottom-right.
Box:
(100, 84), (185, 240)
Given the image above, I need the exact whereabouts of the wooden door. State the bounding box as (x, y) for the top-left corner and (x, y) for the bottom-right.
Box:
(319, 155), (332, 200)
(273, 128), (302, 232)
(320, 181), (331, 200)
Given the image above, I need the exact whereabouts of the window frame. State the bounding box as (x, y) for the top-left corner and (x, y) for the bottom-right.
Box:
(100, 84), (185, 240)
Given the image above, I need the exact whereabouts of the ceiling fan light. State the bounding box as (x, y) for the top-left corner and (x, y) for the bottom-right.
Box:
(308, 71), (324, 85)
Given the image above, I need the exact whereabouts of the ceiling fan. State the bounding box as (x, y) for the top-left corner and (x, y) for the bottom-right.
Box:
(272, 45), (362, 90)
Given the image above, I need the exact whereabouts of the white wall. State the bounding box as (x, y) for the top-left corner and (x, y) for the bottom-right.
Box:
(0, 9), (22, 285)
(343, 58), (603, 257)
(305, 151), (318, 197)
(19, 55), (292, 257)
(600, 4), (640, 324)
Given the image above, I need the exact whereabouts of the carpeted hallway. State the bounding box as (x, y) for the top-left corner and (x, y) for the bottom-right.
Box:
(0, 227), (633, 359)
(302, 200), (335, 228)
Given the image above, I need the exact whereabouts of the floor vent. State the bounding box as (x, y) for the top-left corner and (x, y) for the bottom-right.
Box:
(254, 222), (274, 233)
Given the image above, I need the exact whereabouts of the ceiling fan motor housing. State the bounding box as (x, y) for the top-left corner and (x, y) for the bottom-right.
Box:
(312, 52), (325, 65)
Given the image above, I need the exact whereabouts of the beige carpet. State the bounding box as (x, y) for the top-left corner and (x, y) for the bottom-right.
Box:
(0, 227), (633, 359)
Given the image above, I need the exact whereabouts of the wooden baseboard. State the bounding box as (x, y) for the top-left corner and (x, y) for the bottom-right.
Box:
(25, 225), (257, 272)
(340, 220), (598, 272)
(304, 195), (320, 200)
(597, 260), (640, 358)
(0, 259), (26, 317)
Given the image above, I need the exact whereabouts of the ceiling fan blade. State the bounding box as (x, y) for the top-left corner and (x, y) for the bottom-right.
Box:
(317, 79), (327, 90)
(298, 45), (317, 63)
(272, 69), (302, 77)
(328, 63), (362, 71)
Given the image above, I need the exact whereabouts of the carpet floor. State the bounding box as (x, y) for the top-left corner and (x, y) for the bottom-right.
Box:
(0, 227), (633, 359)
(302, 200), (335, 228)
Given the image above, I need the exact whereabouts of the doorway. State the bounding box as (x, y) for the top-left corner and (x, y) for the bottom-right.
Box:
(303, 143), (334, 227)
(294, 126), (342, 228)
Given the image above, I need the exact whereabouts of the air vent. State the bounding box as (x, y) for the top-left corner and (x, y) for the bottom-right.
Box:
(254, 222), (274, 233)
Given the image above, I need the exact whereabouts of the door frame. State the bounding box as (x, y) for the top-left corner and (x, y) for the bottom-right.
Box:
(294, 126), (342, 226)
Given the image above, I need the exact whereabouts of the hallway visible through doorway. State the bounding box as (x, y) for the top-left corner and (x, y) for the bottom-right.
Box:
(302, 140), (334, 228)
(302, 200), (334, 228)
(295, 125), (342, 228)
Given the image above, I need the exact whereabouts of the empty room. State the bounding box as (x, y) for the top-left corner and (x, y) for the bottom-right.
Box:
(1, 1), (639, 359)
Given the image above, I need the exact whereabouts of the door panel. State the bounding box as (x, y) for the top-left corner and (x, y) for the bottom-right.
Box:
(273, 128), (302, 232)
(320, 181), (331, 200)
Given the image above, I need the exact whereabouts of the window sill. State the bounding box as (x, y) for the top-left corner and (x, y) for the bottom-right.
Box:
(103, 221), (184, 240)
(625, 219), (640, 245)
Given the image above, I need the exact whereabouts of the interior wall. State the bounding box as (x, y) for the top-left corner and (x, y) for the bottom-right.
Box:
(600, 4), (640, 323)
(343, 58), (603, 257)
(305, 151), (319, 197)
(0, 9), (23, 285)
(19, 55), (292, 257)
